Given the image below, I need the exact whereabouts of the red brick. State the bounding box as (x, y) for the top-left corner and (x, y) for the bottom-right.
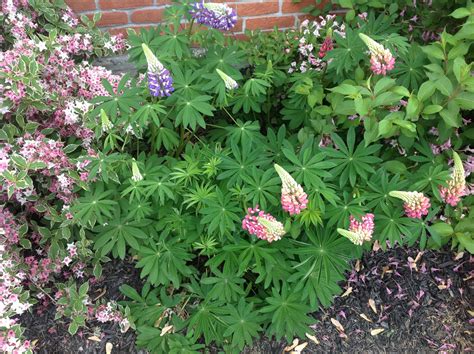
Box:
(108, 28), (129, 37)
(282, 0), (322, 13)
(131, 9), (165, 23)
(99, 0), (152, 10)
(65, 0), (96, 12)
(236, 3), (279, 16)
(245, 16), (295, 31)
(87, 12), (128, 26)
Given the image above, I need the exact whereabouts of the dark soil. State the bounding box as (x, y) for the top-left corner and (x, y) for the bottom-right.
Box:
(247, 246), (473, 353)
(21, 258), (143, 354)
(22, 247), (473, 353)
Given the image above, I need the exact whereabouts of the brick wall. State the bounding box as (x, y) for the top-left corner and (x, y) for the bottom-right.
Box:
(65, 0), (323, 36)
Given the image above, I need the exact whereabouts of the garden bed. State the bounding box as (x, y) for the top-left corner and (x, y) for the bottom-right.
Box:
(22, 246), (473, 353)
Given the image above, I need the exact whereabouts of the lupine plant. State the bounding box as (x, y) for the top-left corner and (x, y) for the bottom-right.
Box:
(1, 0), (473, 352)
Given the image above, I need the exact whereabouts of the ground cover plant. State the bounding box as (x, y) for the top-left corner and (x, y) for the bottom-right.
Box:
(1, 0), (473, 352)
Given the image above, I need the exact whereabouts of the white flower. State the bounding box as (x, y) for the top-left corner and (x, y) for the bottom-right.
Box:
(38, 41), (47, 52)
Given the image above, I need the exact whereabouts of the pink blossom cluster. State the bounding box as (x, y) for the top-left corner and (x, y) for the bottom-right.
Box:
(338, 213), (375, 245)
(94, 301), (124, 323)
(359, 34), (395, 75)
(349, 214), (375, 241)
(319, 37), (333, 58)
(24, 256), (60, 286)
(0, 134), (85, 210)
(274, 164), (308, 215)
(242, 206), (286, 243)
(0, 35), (123, 143)
(288, 15), (344, 74)
(1, 0), (36, 40)
(440, 152), (466, 207)
(389, 191), (430, 219)
(0, 207), (20, 244)
(0, 243), (32, 354)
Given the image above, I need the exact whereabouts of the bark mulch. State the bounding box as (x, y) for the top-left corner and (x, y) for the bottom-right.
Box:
(22, 246), (473, 353)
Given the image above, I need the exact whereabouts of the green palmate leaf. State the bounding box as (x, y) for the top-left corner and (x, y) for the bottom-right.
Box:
(241, 167), (280, 209)
(136, 236), (193, 287)
(223, 299), (262, 350)
(281, 139), (334, 190)
(175, 95), (215, 130)
(260, 284), (314, 340)
(365, 169), (408, 210)
(224, 120), (263, 147)
(287, 227), (353, 308)
(218, 141), (270, 187)
(325, 128), (382, 187)
(72, 182), (118, 227)
(325, 191), (367, 228)
(200, 188), (241, 237)
(201, 268), (245, 302)
(93, 202), (152, 259)
(376, 204), (417, 246)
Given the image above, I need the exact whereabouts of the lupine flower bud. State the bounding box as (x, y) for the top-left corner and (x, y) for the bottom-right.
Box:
(359, 33), (395, 75)
(319, 36), (333, 58)
(274, 164), (308, 215)
(131, 159), (143, 182)
(242, 205), (285, 243)
(216, 68), (238, 90)
(389, 191), (431, 219)
(142, 44), (174, 97)
(100, 109), (113, 132)
(337, 213), (375, 245)
(440, 151), (466, 206)
(190, 2), (237, 31)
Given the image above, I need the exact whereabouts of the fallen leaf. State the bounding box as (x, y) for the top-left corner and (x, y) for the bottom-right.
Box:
(359, 313), (372, 322)
(372, 240), (381, 252)
(381, 266), (392, 279)
(454, 252), (464, 261)
(284, 339), (299, 352)
(414, 251), (423, 263)
(160, 325), (173, 336)
(88, 336), (101, 342)
(438, 284), (447, 290)
(105, 342), (113, 354)
(355, 260), (361, 272)
(370, 328), (385, 336)
(468, 310), (474, 317)
(330, 318), (344, 332)
(368, 299), (377, 314)
(305, 333), (319, 345)
(291, 342), (308, 353)
(341, 287), (352, 297)
(93, 288), (107, 301)
(407, 257), (418, 271)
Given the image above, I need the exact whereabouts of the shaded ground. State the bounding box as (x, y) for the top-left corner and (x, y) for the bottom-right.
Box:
(247, 246), (473, 353)
(21, 259), (142, 354)
(22, 247), (473, 353)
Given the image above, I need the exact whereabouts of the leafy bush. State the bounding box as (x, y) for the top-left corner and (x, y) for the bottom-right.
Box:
(1, 0), (473, 352)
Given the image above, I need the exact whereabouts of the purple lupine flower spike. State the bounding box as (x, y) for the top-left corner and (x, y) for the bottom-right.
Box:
(189, 2), (237, 31)
(142, 44), (174, 97)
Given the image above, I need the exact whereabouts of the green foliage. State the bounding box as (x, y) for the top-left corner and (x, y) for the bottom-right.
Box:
(59, 1), (474, 352)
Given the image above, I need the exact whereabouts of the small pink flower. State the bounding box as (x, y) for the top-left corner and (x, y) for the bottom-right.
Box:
(337, 213), (375, 245)
(440, 151), (466, 206)
(319, 36), (333, 58)
(274, 164), (308, 215)
(389, 191), (430, 219)
(242, 206), (285, 243)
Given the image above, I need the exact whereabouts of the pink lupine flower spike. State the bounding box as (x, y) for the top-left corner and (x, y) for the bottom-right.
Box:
(242, 206), (286, 243)
(274, 164), (308, 215)
(389, 191), (430, 219)
(439, 151), (466, 206)
(359, 33), (395, 75)
(337, 213), (375, 245)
